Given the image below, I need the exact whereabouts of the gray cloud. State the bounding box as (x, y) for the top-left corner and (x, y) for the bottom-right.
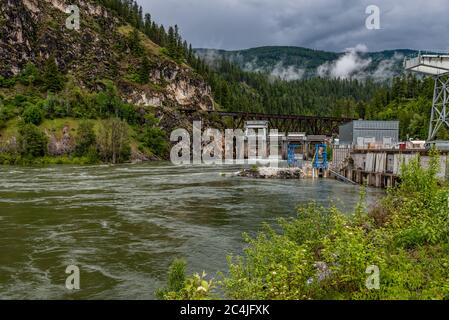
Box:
(138, 0), (449, 52)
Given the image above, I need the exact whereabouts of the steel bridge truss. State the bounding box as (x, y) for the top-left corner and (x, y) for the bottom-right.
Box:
(181, 110), (354, 136)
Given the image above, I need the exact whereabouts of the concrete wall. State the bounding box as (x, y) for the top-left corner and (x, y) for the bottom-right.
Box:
(332, 147), (351, 169)
(350, 152), (448, 179)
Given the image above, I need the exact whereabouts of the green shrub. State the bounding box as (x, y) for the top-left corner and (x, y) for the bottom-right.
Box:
(137, 56), (151, 84)
(156, 259), (215, 300)
(42, 94), (69, 118)
(74, 120), (96, 157)
(118, 103), (139, 125)
(17, 63), (42, 86)
(139, 114), (168, 157)
(22, 104), (44, 125)
(0, 100), (18, 122)
(141, 127), (167, 157)
(94, 80), (128, 118)
(17, 123), (48, 157)
(224, 228), (315, 300)
(156, 259), (186, 299)
(158, 151), (449, 300)
(0, 75), (16, 88)
(250, 165), (259, 173)
(0, 153), (18, 165)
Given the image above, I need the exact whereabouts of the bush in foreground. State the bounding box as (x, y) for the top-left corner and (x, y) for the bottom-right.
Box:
(158, 151), (449, 300)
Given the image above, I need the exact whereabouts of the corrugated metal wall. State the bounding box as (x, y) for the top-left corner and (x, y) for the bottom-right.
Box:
(353, 120), (399, 130)
(353, 129), (399, 144)
(339, 121), (399, 147)
(338, 122), (353, 145)
(353, 121), (399, 145)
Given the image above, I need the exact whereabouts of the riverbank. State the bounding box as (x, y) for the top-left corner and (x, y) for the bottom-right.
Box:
(0, 117), (167, 166)
(158, 154), (449, 300)
(0, 154), (161, 166)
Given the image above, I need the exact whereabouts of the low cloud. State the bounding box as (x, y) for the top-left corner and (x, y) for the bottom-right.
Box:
(317, 44), (372, 79)
(242, 58), (305, 81)
(317, 46), (406, 81)
(372, 52), (404, 81)
(269, 63), (305, 81)
(197, 49), (223, 69)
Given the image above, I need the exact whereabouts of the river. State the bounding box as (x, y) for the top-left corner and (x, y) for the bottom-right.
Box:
(0, 163), (382, 299)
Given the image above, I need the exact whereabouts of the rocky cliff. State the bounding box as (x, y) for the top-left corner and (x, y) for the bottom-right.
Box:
(0, 0), (214, 113)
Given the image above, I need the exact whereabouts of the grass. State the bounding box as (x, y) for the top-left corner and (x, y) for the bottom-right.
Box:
(117, 25), (161, 56)
(0, 118), (19, 141)
(40, 118), (80, 139)
(0, 154), (100, 166)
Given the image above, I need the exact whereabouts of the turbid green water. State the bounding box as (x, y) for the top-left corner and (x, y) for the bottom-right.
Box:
(0, 163), (382, 299)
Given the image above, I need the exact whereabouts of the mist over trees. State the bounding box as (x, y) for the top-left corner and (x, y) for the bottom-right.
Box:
(96, 1), (438, 141)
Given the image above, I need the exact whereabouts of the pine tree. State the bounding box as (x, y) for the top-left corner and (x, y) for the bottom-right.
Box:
(43, 56), (64, 92)
(138, 56), (151, 84)
(128, 29), (143, 55)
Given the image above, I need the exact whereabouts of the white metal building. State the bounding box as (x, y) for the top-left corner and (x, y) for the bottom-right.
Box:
(339, 120), (399, 148)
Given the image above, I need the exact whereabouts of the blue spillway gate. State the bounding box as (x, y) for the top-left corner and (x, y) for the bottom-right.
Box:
(313, 144), (328, 170)
(287, 144), (301, 167)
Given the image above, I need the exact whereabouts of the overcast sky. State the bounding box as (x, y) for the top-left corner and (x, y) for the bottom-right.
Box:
(138, 0), (449, 52)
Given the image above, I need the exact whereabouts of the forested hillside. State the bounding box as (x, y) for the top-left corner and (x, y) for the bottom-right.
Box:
(196, 47), (441, 140)
(0, 0), (215, 165)
(0, 0), (441, 168)
(196, 46), (339, 79)
(370, 75), (438, 140)
(202, 57), (383, 116)
(196, 46), (419, 80)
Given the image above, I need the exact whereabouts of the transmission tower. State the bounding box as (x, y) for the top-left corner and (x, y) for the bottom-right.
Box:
(404, 54), (449, 141)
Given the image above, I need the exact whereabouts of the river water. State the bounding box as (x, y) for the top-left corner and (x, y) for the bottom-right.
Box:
(0, 163), (382, 299)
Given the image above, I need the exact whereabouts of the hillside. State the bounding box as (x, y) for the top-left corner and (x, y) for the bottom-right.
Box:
(196, 46), (440, 140)
(0, 0), (215, 164)
(196, 46), (419, 81)
(0, 0), (440, 166)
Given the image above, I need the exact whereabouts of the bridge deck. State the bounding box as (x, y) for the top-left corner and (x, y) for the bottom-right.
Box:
(181, 109), (355, 136)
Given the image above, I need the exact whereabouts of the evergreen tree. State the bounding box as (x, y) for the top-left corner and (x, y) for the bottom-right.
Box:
(138, 56), (151, 84)
(128, 29), (143, 55)
(43, 57), (64, 92)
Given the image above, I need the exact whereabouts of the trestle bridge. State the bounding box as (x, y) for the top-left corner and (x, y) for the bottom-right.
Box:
(181, 109), (355, 136)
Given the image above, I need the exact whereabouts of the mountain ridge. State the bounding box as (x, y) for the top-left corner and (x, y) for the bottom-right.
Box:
(195, 46), (421, 81)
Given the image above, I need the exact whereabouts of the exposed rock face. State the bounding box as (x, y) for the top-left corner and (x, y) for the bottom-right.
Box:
(130, 149), (160, 163)
(120, 61), (214, 111)
(47, 125), (74, 156)
(0, 0), (214, 114)
(0, 136), (18, 154)
(0, 0), (116, 77)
